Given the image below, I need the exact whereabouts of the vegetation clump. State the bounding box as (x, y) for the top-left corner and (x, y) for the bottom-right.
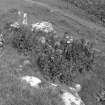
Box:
(37, 34), (94, 84)
(2, 21), (94, 85)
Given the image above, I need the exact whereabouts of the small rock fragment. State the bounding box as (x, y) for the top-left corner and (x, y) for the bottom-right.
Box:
(74, 83), (82, 92)
(21, 76), (41, 88)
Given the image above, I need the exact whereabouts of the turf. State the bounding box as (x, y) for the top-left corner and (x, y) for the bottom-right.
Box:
(0, 0), (105, 105)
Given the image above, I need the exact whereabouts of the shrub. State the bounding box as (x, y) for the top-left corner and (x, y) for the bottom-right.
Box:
(10, 25), (33, 55)
(36, 33), (94, 85)
(5, 23), (94, 85)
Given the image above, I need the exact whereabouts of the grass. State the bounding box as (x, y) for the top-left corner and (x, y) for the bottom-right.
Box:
(66, 0), (105, 25)
(0, 4), (105, 105)
(0, 8), (97, 105)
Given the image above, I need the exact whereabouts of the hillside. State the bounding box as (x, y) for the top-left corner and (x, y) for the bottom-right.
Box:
(0, 0), (105, 105)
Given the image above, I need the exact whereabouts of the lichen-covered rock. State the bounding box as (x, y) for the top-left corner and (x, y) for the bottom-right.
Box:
(31, 21), (55, 33)
(21, 76), (41, 88)
(61, 87), (85, 105)
(61, 91), (85, 105)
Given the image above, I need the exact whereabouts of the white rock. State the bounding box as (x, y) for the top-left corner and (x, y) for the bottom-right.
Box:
(50, 83), (57, 87)
(22, 13), (28, 25)
(21, 76), (41, 88)
(74, 83), (82, 92)
(66, 36), (73, 44)
(23, 60), (31, 66)
(65, 35), (69, 39)
(10, 22), (20, 28)
(61, 91), (85, 105)
(31, 21), (55, 33)
(61, 85), (84, 105)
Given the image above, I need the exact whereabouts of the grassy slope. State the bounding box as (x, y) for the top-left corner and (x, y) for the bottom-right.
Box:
(0, 0), (105, 105)
(41, 0), (105, 26)
(32, 0), (105, 28)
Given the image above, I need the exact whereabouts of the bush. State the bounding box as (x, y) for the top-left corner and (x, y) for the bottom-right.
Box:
(10, 25), (33, 55)
(36, 33), (94, 85)
(5, 23), (94, 85)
